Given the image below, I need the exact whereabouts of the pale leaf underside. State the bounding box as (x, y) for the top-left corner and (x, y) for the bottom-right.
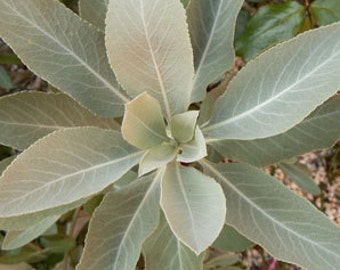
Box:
(161, 162), (226, 254)
(209, 94), (340, 166)
(187, 0), (243, 102)
(79, 0), (109, 32)
(77, 171), (161, 270)
(204, 22), (340, 140)
(0, 127), (144, 217)
(0, 91), (119, 150)
(0, 0), (129, 117)
(143, 214), (204, 270)
(202, 161), (340, 270)
(105, 0), (194, 118)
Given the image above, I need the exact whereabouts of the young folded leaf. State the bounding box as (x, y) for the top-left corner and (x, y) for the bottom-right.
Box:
(122, 92), (168, 149)
(170, 111), (199, 143)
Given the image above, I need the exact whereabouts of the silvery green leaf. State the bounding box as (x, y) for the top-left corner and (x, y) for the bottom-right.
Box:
(209, 94), (340, 166)
(77, 171), (161, 270)
(201, 160), (340, 270)
(2, 215), (59, 250)
(122, 92), (168, 149)
(0, 0), (130, 117)
(0, 198), (88, 231)
(170, 111), (199, 143)
(187, 0), (243, 102)
(203, 22), (340, 140)
(139, 142), (177, 176)
(105, 0), (194, 118)
(279, 161), (321, 195)
(79, 0), (109, 32)
(177, 127), (207, 163)
(213, 224), (253, 252)
(161, 162), (226, 254)
(0, 127), (144, 218)
(143, 213), (204, 270)
(0, 91), (119, 150)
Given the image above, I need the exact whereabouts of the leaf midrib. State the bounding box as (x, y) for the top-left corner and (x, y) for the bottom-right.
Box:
(139, 0), (172, 119)
(192, 0), (223, 88)
(112, 170), (160, 269)
(201, 160), (340, 259)
(0, 150), (144, 216)
(3, 1), (130, 103)
(203, 44), (339, 134)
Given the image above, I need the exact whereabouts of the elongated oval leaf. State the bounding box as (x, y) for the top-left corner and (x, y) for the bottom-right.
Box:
(106, 0), (194, 118)
(279, 161), (321, 195)
(203, 22), (340, 140)
(0, 91), (120, 150)
(0, 127), (144, 217)
(2, 215), (59, 250)
(0, 197), (88, 231)
(0, 0), (130, 117)
(79, 0), (109, 32)
(122, 92), (168, 149)
(0, 66), (13, 90)
(213, 224), (253, 252)
(187, 0), (243, 102)
(161, 162), (226, 254)
(77, 171), (161, 270)
(143, 214), (204, 270)
(201, 161), (340, 270)
(209, 94), (340, 166)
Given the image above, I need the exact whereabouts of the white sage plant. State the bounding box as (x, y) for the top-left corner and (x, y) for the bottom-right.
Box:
(0, 0), (339, 269)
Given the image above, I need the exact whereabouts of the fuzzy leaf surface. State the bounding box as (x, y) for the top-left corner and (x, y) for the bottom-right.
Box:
(187, 0), (243, 102)
(213, 224), (253, 252)
(201, 161), (340, 270)
(236, 1), (304, 61)
(79, 0), (109, 31)
(0, 127), (144, 217)
(139, 142), (177, 176)
(177, 127), (207, 163)
(203, 22), (340, 141)
(170, 111), (199, 143)
(0, 0), (130, 117)
(0, 198), (87, 231)
(106, 0), (194, 118)
(279, 161), (321, 195)
(2, 215), (59, 250)
(77, 171), (161, 270)
(143, 214), (204, 270)
(0, 91), (119, 150)
(209, 95), (340, 166)
(122, 92), (167, 149)
(161, 162), (226, 254)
